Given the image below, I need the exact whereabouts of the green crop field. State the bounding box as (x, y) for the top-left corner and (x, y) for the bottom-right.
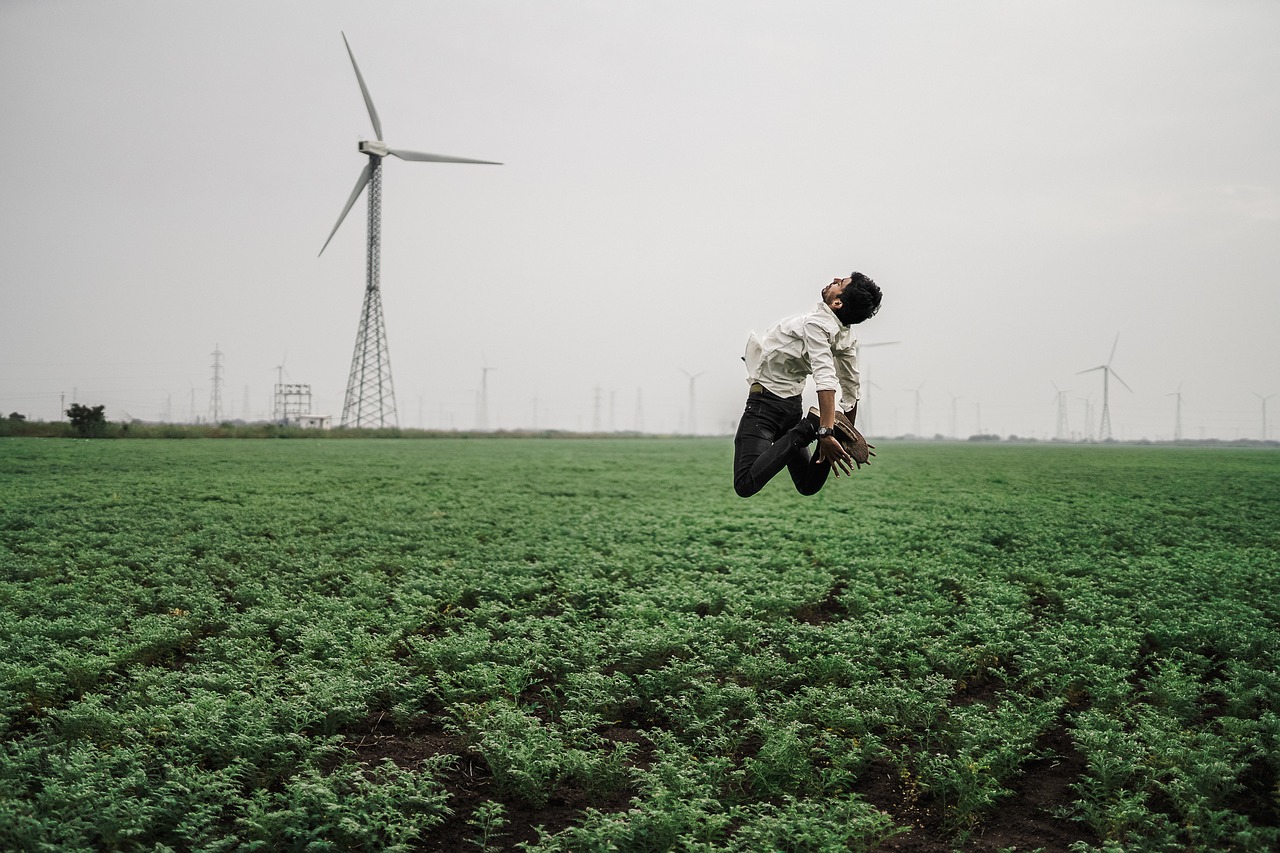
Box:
(1, 437), (1278, 852)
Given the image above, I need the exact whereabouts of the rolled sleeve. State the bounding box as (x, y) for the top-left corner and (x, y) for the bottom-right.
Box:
(835, 344), (861, 405)
(803, 319), (840, 393)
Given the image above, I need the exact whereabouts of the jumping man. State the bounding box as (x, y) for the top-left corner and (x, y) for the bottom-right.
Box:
(733, 272), (883, 497)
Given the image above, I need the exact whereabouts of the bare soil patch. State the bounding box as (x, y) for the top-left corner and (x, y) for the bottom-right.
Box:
(862, 723), (1096, 852)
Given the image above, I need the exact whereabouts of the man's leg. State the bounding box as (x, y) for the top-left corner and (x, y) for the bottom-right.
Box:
(784, 444), (832, 496)
(733, 391), (816, 497)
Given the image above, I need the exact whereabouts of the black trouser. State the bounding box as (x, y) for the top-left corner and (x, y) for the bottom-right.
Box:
(732, 386), (829, 497)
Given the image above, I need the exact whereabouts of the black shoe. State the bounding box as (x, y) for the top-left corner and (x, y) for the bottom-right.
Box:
(799, 408), (821, 443)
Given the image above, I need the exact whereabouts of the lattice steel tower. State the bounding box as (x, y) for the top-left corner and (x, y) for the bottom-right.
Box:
(341, 159), (396, 427)
(209, 344), (224, 424)
(319, 32), (500, 429)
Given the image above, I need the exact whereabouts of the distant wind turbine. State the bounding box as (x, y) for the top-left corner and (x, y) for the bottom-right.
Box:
(477, 364), (496, 431)
(1166, 384), (1183, 442)
(1077, 334), (1132, 441)
(1256, 392), (1276, 441)
(856, 340), (899, 437)
(680, 369), (705, 435)
(904, 382), (924, 436)
(1078, 396), (1094, 442)
(319, 32), (501, 429)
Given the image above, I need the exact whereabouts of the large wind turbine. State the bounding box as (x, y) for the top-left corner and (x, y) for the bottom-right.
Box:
(320, 32), (500, 428)
(1078, 333), (1132, 441)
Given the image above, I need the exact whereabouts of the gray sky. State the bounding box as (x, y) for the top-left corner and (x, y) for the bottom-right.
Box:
(3, 0), (1278, 440)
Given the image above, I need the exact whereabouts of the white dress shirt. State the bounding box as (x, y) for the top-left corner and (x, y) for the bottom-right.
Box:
(744, 301), (861, 406)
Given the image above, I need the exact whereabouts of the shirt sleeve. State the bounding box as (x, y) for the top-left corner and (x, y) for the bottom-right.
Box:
(835, 340), (861, 405)
(803, 318), (840, 393)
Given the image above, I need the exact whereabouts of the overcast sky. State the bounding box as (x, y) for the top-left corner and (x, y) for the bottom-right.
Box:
(3, 0), (1277, 440)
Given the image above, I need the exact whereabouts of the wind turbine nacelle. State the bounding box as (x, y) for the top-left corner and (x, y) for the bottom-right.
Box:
(358, 140), (389, 157)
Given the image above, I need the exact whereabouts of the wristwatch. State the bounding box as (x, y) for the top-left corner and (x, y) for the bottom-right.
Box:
(816, 426), (833, 437)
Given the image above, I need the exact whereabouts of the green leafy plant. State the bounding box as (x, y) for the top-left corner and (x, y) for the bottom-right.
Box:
(1, 439), (1277, 850)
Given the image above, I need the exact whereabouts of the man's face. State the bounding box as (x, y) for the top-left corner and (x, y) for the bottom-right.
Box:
(822, 276), (852, 306)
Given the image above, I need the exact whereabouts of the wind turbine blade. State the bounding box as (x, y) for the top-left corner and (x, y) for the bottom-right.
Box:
(342, 32), (382, 140)
(1107, 333), (1120, 366)
(319, 162), (372, 257)
(1111, 370), (1134, 393)
(1077, 366), (1106, 375)
(388, 148), (502, 165)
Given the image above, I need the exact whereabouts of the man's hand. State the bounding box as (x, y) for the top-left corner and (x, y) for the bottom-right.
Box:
(834, 411), (875, 468)
(816, 435), (854, 476)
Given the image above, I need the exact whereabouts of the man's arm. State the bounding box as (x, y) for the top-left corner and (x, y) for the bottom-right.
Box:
(808, 318), (861, 425)
(834, 342), (861, 421)
(815, 389), (854, 475)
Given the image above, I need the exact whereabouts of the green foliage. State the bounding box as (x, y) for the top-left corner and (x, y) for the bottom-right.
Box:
(0, 439), (1277, 850)
(467, 800), (509, 849)
(65, 403), (107, 437)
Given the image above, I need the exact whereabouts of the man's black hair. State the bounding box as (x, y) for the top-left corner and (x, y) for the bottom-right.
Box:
(833, 272), (882, 325)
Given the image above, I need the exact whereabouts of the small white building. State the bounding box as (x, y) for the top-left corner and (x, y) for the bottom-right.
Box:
(294, 415), (332, 430)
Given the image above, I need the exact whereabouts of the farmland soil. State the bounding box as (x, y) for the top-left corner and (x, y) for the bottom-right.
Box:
(863, 724), (1094, 852)
(340, 711), (1095, 851)
(340, 713), (643, 850)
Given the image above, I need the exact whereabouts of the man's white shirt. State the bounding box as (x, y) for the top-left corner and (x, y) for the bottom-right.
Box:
(744, 301), (861, 407)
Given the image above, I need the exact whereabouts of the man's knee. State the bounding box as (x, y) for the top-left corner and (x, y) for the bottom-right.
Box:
(734, 477), (762, 498)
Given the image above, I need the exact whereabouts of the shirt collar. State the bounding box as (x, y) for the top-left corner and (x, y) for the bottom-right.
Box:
(817, 300), (846, 327)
